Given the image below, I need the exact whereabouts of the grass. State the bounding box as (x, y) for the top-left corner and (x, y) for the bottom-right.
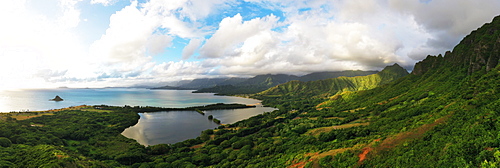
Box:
(306, 121), (369, 136)
(0, 105), (114, 121)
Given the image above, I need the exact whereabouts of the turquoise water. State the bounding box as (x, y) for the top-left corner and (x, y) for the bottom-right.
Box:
(0, 88), (276, 145)
(0, 88), (264, 112)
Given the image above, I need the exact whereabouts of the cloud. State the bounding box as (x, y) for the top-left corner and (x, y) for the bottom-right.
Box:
(144, 0), (235, 38)
(200, 13), (279, 58)
(182, 38), (203, 60)
(389, 0), (500, 35)
(197, 2), (410, 76)
(196, 0), (500, 76)
(388, 0), (500, 60)
(2, 0), (500, 89)
(152, 61), (212, 80)
(89, 1), (166, 72)
(147, 34), (174, 55)
(90, 0), (116, 6)
(0, 0), (87, 89)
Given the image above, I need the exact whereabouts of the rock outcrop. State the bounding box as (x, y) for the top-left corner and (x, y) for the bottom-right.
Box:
(50, 95), (64, 101)
(411, 15), (500, 75)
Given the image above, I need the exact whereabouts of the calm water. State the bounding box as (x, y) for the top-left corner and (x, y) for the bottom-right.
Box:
(0, 88), (264, 112)
(0, 88), (276, 145)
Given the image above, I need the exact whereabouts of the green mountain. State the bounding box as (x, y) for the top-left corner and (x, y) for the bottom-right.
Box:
(194, 70), (380, 95)
(255, 64), (408, 101)
(193, 74), (301, 94)
(0, 15), (498, 168)
(299, 70), (379, 82)
(172, 77), (249, 89)
(175, 15), (499, 167)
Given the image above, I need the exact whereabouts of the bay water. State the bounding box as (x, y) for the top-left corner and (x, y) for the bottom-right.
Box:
(0, 88), (276, 145)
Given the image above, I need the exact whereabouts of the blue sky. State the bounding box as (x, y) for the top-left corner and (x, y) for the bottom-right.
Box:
(0, 0), (499, 89)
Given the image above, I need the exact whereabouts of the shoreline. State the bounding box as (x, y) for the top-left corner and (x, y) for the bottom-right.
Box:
(0, 88), (267, 113)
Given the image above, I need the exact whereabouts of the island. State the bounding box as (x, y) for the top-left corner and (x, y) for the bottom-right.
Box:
(49, 95), (63, 101)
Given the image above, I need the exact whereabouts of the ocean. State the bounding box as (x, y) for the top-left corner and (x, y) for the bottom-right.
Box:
(0, 88), (276, 145)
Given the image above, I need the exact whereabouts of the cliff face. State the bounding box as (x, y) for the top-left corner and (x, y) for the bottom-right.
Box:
(412, 15), (500, 75)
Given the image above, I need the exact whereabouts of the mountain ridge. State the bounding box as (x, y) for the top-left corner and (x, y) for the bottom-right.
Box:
(255, 63), (408, 106)
(193, 70), (382, 95)
(1, 15), (498, 168)
(413, 15), (500, 75)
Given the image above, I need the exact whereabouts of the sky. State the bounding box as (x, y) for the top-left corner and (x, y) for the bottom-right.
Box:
(0, 0), (499, 89)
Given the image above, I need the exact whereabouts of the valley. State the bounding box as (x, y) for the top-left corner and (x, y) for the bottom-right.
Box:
(0, 15), (498, 168)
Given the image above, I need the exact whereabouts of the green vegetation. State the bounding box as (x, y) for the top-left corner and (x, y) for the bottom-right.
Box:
(254, 63), (409, 109)
(0, 15), (498, 168)
(195, 109), (205, 115)
(194, 71), (380, 95)
(0, 106), (143, 167)
(212, 118), (221, 124)
(96, 103), (256, 113)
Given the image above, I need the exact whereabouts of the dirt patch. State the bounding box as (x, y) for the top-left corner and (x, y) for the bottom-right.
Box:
(0, 105), (116, 121)
(377, 95), (403, 105)
(289, 152), (317, 168)
(341, 107), (367, 113)
(190, 143), (205, 149)
(325, 117), (345, 120)
(289, 143), (369, 168)
(8, 113), (55, 121)
(358, 147), (373, 163)
(289, 148), (354, 168)
(358, 115), (451, 164)
(307, 122), (369, 136)
(358, 139), (380, 163)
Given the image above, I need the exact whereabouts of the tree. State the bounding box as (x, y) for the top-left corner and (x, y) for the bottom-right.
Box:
(0, 137), (12, 147)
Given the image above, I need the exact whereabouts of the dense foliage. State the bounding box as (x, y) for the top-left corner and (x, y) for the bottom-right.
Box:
(0, 15), (498, 168)
(254, 63), (409, 109)
(0, 107), (143, 167)
(193, 71), (380, 95)
(96, 103), (255, 113)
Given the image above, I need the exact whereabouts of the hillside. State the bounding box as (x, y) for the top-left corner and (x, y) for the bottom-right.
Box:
(153, 77), (248, 90)
(152, 15), (498, 167)
(0, 15), (498, 168)
(300, 70), (378, 82)
(255, 64), (408, 103)
(193, 74), (300, 94)
(193, 70), (380, 95)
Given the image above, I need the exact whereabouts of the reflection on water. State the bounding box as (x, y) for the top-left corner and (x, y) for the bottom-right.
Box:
(122, 105), (276, 146)
(122, 112), (219, 145)
(0, 88), (277, 146)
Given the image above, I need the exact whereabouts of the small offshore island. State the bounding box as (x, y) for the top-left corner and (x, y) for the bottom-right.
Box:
(0, 14), (498, 168)
(0, 102), (267, 166)
(0, 102), (256, 124)
(49, 95), (64, 101)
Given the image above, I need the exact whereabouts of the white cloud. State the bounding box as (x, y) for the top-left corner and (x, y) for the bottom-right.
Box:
(143, 0), (235, 38)
(200, 14), (279, 58)
(152, 61), (211, 79)
(197, 2), (412, 76)
(147, 34), (174, 55)
(90, 0), (116, 6)
(182, 38), (204, 60)
(1, 0), (499, 89)
(0, 0), (88, 89)
(89, 1), (164, 72)
(196, 0), (500, 76)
